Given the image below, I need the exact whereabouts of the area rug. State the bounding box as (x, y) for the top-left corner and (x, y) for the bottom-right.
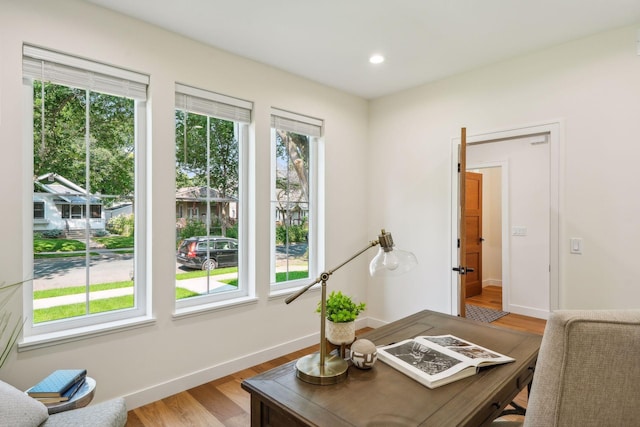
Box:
(465, 304), (509, 323)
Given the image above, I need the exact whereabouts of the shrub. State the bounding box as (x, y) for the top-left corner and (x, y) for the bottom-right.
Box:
(41, 229), (63, 239)
(275, 224), (308, 244)
(225, 224), (238, 239)
(107, 213), (134, 237)
(179, 218), (207, 240)
(93, 229), (109, 237)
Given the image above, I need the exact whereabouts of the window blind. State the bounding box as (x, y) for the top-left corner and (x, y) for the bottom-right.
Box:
(175, 83), (252, 124)
(23, 45), (148, 100)
(271, 108), (323, 137)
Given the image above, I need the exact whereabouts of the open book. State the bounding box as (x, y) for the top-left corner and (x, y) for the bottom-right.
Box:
(377, 335), (514, 389)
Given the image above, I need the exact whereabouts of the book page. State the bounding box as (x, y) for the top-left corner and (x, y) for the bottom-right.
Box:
(417, 335), (514, 366)
(381, 339), (465, 377)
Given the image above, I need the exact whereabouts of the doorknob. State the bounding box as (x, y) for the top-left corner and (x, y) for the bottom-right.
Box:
(479, 237), (485, 242)
(453, 266), (475, 275)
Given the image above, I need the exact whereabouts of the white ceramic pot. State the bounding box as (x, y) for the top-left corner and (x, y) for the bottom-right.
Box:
(326, 320), (356, 345)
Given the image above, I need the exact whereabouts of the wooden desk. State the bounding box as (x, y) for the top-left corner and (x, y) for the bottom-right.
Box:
(242, 310), (541, 427)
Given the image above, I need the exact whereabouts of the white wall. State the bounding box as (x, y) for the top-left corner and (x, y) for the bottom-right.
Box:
(469, 137), (550, 317)
(476, 167), (501, 286)
(0, 0), (368, 408)
(367, 23), (640, 322)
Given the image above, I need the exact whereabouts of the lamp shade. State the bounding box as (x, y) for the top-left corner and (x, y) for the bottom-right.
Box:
(369, 246), (418, 277)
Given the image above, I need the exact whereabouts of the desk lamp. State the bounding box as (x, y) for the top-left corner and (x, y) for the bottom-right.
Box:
(285, 229), (417, 385)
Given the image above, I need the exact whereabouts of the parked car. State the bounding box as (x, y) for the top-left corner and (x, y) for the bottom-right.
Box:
(177, 236), (238, 270)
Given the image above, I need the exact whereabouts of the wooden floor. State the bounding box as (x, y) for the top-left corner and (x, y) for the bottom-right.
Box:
(466, 285), (547, 335)
(126, 286), (546, 426)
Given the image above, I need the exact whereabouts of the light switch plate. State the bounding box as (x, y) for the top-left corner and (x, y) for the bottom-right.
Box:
(570, 238), (583, 254)
(512, 226), (527, 236)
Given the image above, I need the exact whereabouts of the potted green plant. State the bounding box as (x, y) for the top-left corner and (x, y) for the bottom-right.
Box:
(317, 291), (366, 345)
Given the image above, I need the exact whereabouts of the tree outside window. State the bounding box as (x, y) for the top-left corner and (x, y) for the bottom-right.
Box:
(272, 129), (311, 285)
(174, 109), (241, 300)
(30, 80), (137, 324)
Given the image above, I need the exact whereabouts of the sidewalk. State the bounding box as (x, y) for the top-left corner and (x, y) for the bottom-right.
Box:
(33, 275), (235, 309)
(34, 265), (309, 309)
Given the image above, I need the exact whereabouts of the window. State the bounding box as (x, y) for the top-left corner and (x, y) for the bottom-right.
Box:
(270, 109), (323, 291)
(23, 45), (148, 338)
(175, 84), (251, 309)
(33, 202), (45, 219)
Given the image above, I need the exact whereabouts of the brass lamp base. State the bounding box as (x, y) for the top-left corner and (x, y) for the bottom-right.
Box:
(295, 352), (349, 385)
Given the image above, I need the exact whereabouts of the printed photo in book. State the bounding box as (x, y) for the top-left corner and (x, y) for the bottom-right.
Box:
(377, 335), (514, 389)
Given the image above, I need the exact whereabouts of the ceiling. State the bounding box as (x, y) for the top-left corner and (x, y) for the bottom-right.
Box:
(85, 0), (640, 99)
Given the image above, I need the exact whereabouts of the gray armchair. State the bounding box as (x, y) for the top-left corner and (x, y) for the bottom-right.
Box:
(494, 309), (640, 427)
(0, 379), (126, 427)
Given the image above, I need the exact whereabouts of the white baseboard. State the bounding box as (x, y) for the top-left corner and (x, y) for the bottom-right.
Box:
(506, 303), (549, 320)
(482, 279), (502, 287)
(124, 317), (369, 409)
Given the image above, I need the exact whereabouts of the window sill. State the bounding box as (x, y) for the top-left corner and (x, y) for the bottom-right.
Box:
(19, 316), (156, 351)
(173, 295), (259, 320)
(268, 283), (320, 301)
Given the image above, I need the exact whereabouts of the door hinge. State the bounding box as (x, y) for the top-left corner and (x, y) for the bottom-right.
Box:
(458, 162), (461, 173)
(457, 238), (460, 248)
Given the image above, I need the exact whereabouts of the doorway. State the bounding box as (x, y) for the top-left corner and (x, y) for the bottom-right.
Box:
(465, 166), (504, 310)
(451, 122), (560, 319)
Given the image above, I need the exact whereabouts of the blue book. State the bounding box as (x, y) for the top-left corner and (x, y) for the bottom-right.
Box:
(33, 377), (87, 404)
(27, 369), (87, 398)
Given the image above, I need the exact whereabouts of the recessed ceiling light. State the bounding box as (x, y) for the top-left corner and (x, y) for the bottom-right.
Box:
(369, 54), (385, 64)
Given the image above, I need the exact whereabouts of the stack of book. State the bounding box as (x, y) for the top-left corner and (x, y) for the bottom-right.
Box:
(26, 369), (87, 404)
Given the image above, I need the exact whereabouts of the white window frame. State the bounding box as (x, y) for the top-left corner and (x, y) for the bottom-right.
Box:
(269, 108), (324, 294)
(21, 45), (150, 346)
(174, 84), (252, 313)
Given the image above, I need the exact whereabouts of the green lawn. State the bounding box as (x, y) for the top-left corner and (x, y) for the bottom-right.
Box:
(34, 295), (135, 323)
(34, 287), (201, 323)
(33, 235), (135, 252)
(276, 270), (309, 282)
(34, 235), (134, 258)
(34, 238), (85, 253)
(34, 281), (133, 299)
(32, 267), (240, 322)
(32, 262), (309, 322)
(94, 235), (134, 249)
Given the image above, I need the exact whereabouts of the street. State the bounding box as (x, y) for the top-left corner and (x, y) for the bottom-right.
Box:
(33, 253), (136, 290)
(33, 243), (308, 290)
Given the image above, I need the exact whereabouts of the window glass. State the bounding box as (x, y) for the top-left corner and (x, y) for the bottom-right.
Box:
(174, 85), (251, 307)
(33, 202), (45, 219)
(270, 110), (323, 291)
(24, 45), (148, 335)
(31, 80), (136, 324)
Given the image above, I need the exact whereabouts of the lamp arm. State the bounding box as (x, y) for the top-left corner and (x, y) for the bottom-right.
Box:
(284, 239), (379, 305)
(284, 276), (323, 304)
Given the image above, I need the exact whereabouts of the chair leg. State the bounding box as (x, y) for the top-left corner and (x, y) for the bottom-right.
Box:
(499, 382), (531, 417)
(500, 400), (527, 417)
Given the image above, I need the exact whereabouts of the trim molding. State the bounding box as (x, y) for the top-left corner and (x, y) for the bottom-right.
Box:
(123, 317), (370, 409)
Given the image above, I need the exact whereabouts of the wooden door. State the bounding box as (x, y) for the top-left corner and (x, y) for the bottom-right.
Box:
(465, 172), (483, 297)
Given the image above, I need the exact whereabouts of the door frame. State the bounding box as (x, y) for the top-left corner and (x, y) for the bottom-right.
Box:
(450, 121), (561, 318)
